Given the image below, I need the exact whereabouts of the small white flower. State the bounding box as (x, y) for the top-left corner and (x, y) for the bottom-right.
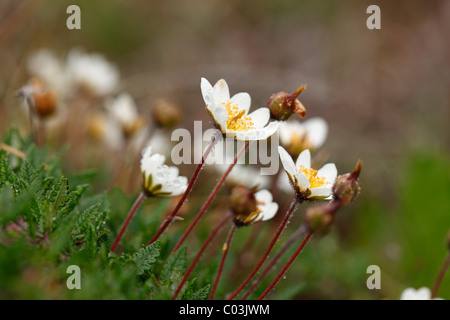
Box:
(140, 147), (188, 197)
(105, 93), (144, 137)
(66, 49), (119, 96)
(278, 146), (337, 200)
(200, 78), (279, 141)
(232, 188), (279, 226)
(27, 49), (69, 96)
(279, 117), (328, 156)
(253, 189), (279, 223)
(400, 287), (443, 300)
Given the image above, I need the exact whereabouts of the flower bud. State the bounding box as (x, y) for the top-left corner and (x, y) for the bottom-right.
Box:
(230, 186), (259, 226)
(267, 85), (306, 121)
(304, 203), (334, 235)
(152, 99), (182, 129)
(16, 78), (58, 119)
(333, 160), (362, 206)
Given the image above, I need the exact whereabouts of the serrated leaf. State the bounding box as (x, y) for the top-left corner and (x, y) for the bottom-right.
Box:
(160, 246), (187, 285)
(132, 242), (161, 276)
(46, 176), (68, 210)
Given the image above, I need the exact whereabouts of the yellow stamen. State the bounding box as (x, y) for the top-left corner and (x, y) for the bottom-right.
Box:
(221, 101), (254, 132)
(298, 166), (328, 189)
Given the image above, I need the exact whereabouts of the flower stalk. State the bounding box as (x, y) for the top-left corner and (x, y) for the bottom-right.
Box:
(110, 191), (147, 252)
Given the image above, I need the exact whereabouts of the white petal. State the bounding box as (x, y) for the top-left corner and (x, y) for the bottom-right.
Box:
(294, 171), (310, 191)
(255, 189), (273, 205)
(200, 77), (213, 105)
(260, 202), (279, 221)
(230, 92), (251, 114)
(210, 105), (228, 132)
(247, 108), (270, 128)
(309, 186), (332, 199)
(213, 79), (230, 104)
(400, 287), (432, 300)
(304, 117), (328, 149)
(278, 146), (296, 178)
(234, 121), (279, 141)
(317, 163), (337, 184)
(296, 149), (311, 169)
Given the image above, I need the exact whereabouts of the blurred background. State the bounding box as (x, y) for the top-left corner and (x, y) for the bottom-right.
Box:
(0, 0), (449, 299)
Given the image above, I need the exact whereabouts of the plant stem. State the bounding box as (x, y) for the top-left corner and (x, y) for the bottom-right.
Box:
(110, 191), (147, 253)
(257, 231), (313, 300)
(170, 141), (249, 254)
(146, 136), (218, 246)
(172, 214), (231, 300)
(242, 224), (307, 299)
(431, 253), (450, 298)
(209, 223), (237, 300)
(227, 197), (299, 300)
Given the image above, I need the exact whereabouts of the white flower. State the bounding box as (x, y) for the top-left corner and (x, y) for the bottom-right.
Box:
(278, 146), (337, 200)
(140, 147), (188, 197)
(105, 93), (144, 137)
(200, 78), (279, 141)
(253, 189), (279, 223)
(27, 49), (69, 96)
(232, 188), (279, 226)
(66, 49), (119, 96)
(279, 117), (328, 157)
(400, 287), (443, 300)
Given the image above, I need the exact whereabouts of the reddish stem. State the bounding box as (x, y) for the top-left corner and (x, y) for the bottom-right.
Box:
(209, 223), (237, 300)
(227, 197), (299, 300)
(431, 253), (450, 298)
(172, 215), (231, 300)
(242, 225), (307, 299)
(170, 141), (249, 254)
(111, 191), (147, 253)
(257, 231), (313, 300)
(146, 137), (218, 246)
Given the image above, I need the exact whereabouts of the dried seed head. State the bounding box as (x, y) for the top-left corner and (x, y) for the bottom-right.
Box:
(152, 99), (182, 129)
(267, 85), (306, 121)
(333, 160), (362, 206)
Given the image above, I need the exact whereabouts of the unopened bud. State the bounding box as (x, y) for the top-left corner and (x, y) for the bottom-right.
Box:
(230, 186), (259, 226)
(152, 99), (182, 129)
(333, 160), (362, 206)
(305, 203), (334, 235)
(32, 90), (58, 118)
(267, 85), (306, 121)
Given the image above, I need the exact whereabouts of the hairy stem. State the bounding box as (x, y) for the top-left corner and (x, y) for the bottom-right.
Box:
(257, 231), (313, 300)
(111, 191), (147, 252)
(170, 141), (249, 254)
(146, 136), (218, 246)
(431, 253), (450, 298)
(209, 223), (237, 300)
(227, 197), (299, 300)
(242, 225), (307, 299)
(172, 214), (231, 300)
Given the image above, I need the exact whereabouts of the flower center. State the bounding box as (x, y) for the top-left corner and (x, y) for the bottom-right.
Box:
(222, 101), (254, 132)
(298, 166), (328, 189)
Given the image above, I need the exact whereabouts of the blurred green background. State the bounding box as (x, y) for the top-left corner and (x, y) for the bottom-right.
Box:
(0, 0), (449, 299)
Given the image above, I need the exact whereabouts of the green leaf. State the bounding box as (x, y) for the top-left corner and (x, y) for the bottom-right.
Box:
(132, 242), (161, 276)
(160, 246), (187, 285)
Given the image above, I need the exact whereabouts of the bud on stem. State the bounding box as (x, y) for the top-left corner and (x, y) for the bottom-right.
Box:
(267, 85), (307, 121)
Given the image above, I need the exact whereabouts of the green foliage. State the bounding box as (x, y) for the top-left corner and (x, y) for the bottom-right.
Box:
(0, 130), (211, 300)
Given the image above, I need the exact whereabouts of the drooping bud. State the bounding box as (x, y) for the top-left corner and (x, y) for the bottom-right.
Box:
(230, 186), (259, 226)
(152, 99), (182, 129)
(304, 203), (335, 235)
(15, 78), (58, 119)
(333, 160), (362, 206)
(267, 85), (306, 121)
